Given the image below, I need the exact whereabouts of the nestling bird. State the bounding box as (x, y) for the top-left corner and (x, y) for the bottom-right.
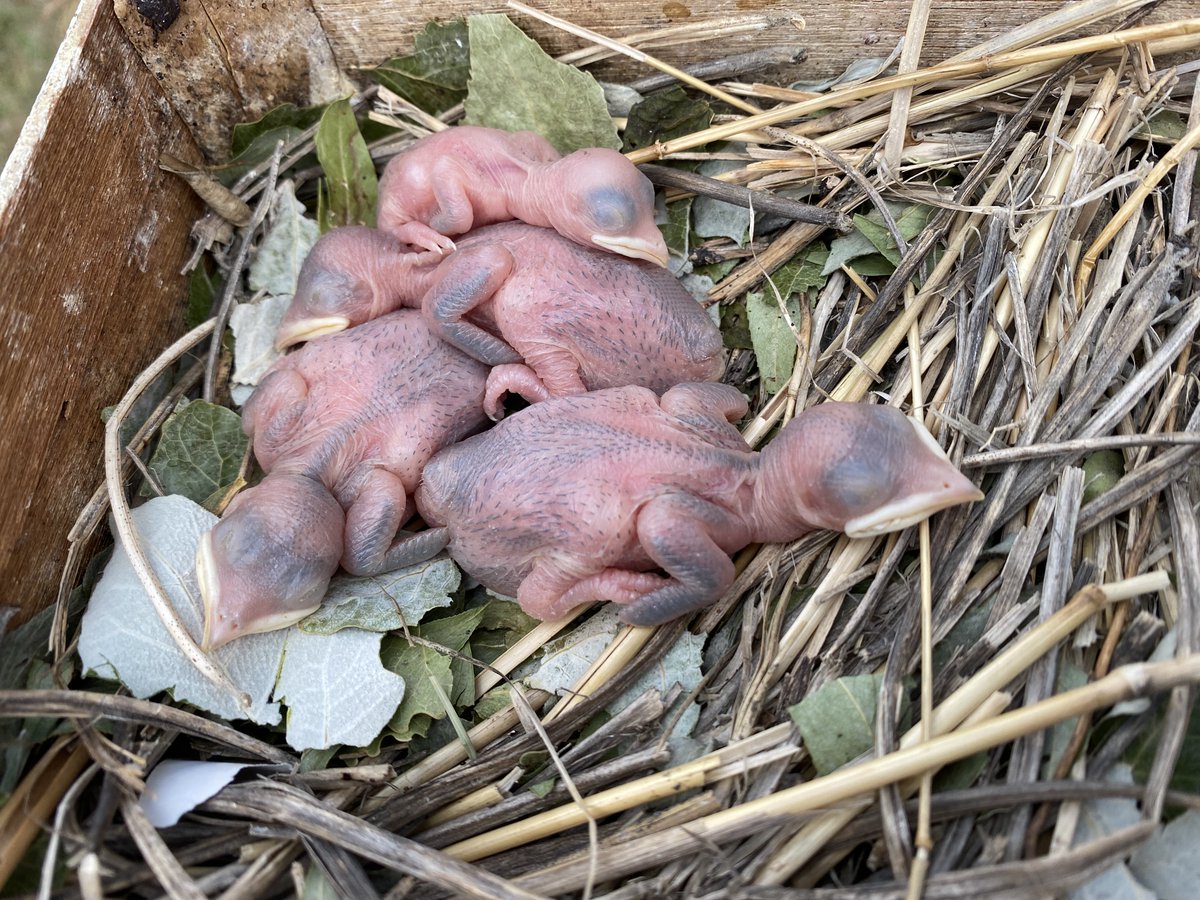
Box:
(196, 311), (490, 648)
(377, 125), (669, 266)
(417, 385), (984, 625)
(275, 223), (724, 418)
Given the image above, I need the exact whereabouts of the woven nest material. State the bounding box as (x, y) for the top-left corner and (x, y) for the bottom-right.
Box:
(3, 3), (1200, 898)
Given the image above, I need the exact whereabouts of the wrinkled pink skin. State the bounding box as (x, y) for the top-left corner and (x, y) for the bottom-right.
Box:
(276, 224), (725, 418)
(377, 126), (668, 265)
(199, 311), (489, 647)
(417, 386), (983, 626)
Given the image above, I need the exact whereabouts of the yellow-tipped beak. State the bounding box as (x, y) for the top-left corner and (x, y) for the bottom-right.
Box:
(274, 315), (351, 351)
(591, 234), (670, 267)
(844, 415), (984, 538)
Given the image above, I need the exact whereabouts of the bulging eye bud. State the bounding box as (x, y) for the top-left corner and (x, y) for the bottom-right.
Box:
(586, 188), (636, 235)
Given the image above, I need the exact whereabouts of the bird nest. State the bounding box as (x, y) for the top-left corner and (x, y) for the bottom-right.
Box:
(2, 2), (1200, 898)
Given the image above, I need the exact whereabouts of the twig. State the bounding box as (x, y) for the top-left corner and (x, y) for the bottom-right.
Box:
(626, 46), (807, 94)
(103, 318), (247, 705)
(508, 1), (764, 115)
(640, 163), (851, 230)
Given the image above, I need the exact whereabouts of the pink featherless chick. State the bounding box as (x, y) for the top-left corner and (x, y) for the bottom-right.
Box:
(195, 310), (490, 648)
(377, 125), (669, 266)
(274, 224), (724, 419)
(417, 385), (984, 625)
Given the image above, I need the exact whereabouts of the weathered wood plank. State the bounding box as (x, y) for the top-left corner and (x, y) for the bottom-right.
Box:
(113, 0), (351, 159)
(118, 0), (1200, 162)
(0, 0), (204, 622)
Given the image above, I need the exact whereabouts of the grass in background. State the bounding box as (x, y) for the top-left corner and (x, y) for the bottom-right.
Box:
(0, 0), (75, 169)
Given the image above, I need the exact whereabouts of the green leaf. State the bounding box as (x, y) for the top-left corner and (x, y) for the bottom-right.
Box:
(767, 243), (830, 298)
(789, 673), (882, 775)
(142, 399), (248, 506)
(464, 14), (619, 154)
(315, 97), (378, 230)
(660, 196), (692, 260)
(853, 204), (933, 266)
(381, 606), (486, 742)
(524, 608), (622, 695)
(1082, 450), (1124, 505)
(1126, 694), (1200, 795)
(622, 86), (712, 152)
(301, 863), (339, 900)
(187, 265), (218, 330)
(1141, 109), (1187, 143)
(274, 628), (407, 751)
(211, 126), (309, 186)
(745, 289), (802, 393)
(720, 298), (753, 350)
(934, 751), (988, 792)
(299, 557), (460, 635)
(847, 253), (897, 276)
(823, 203), (932, 274)
(1043, 661), (1089, 778)
(478, 597), (539, 635)
(371, 20), (470, 115)
(232, 103), (327, 156)
(473, 684), (513, 722)
(299, 746), (339, 774)
(693, 259), (739, 283)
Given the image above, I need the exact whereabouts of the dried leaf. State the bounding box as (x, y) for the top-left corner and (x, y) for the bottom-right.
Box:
(229, 294), (292, 406)
(274, 628), (406, 751)
(299, 558), (460, 635)
(746, 289), (802, 393)
(315, 97), (378, 230)
(622, 86), (712, 153)
(789, 672), (881, 775)
(791, 55), (896, 93)
(525, 607), (622, 695)
(464, 14), (619, 154)
(78, 496), (285, 725)
(142, 399), (249, 507)
(248, 181), (320, 298)
(371, 20), (470, 115)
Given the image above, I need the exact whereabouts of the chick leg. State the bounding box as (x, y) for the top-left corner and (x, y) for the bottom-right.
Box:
(620, 494), (747, 626)
(342, 469), (449, 576)
(483, 364), (551, 420)
(422, 244), (522, 365)
(518, 557), (665, 620)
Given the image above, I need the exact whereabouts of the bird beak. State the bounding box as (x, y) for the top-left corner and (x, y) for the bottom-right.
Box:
(844, 417), (984, 538)
(590, 234), (670, 267)
(196, 531), (320, 649)
(196, 532), (226, 651)
(273, 315), (351, 351)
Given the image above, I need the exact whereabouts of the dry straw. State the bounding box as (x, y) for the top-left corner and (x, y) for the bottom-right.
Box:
(11, 0), (1200, 896)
